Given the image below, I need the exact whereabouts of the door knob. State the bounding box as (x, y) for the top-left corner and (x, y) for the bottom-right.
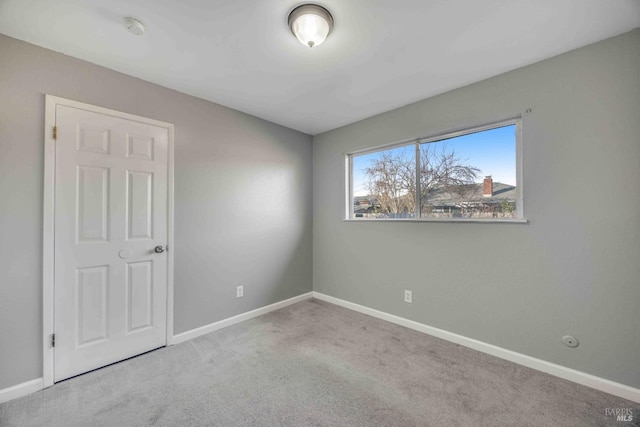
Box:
(154, 245), (165, 253)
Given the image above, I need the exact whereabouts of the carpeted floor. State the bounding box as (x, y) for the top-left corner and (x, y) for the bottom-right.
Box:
(0, 299), (637, 426)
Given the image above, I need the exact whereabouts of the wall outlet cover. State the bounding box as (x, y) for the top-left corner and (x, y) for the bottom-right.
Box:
(404, 290), (412, 303)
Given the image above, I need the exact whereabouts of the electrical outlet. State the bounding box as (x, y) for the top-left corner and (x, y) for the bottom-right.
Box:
(404, 290), (412, 303)
(236, 285), (244, 298)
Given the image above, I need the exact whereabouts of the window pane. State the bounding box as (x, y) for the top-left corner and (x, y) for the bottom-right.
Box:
(352, 144), (416, 219)
(419, 124), (516, 219)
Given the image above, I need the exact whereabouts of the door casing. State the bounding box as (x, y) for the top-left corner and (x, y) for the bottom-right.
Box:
(42, 95), (175, 387)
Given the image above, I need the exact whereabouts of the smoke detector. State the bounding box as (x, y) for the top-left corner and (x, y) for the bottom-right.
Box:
(123, 17), (145, 36)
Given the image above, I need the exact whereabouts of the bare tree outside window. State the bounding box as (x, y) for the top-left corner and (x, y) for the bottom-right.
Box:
(419, 143), (480, 215)
(351, 123), (518, 220)
(363, 146), (415, 217)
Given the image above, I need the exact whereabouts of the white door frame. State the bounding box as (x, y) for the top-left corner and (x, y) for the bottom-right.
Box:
(42, 95), (175, 388)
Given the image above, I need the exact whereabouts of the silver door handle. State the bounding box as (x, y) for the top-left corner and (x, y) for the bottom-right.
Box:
(154, 245), (165, 253)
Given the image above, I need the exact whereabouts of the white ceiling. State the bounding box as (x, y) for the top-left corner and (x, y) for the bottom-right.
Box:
(1, 1), (639, 135)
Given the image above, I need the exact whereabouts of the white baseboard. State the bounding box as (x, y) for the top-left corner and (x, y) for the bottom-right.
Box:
(4, 292), (636, 405)
(0, 378), (44, 404)
(173, 292), (314, 345)
(313, 292), (640, 403)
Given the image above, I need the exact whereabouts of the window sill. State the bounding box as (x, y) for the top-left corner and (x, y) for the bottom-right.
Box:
(343, 218), (529, 224)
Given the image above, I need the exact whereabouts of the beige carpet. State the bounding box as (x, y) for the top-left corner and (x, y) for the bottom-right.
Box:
(0, 299), (637, 426)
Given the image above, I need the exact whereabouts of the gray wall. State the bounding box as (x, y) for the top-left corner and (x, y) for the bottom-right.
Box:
(0, 34), (312, 390)
(313, 29), (640, 388)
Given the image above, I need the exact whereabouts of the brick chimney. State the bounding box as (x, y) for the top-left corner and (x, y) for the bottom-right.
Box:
(483, 176), (493, 197)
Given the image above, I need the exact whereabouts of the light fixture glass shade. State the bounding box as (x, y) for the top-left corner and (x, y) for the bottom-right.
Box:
(288, 4), (333, 48)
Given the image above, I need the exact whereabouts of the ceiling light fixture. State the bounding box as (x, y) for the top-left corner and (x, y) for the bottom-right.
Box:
(288, 4), (333, 48)
(123, 17), (145, 36)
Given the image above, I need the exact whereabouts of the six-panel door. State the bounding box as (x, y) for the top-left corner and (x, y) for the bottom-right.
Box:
(54, 105), (168, 381)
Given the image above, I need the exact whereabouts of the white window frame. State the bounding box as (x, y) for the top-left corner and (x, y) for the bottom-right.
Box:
(346, 118), (526, 223)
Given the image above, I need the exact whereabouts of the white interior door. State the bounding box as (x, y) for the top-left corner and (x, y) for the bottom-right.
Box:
(53, 105), (169, 382)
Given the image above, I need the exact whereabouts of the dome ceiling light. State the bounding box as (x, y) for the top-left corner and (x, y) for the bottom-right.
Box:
(288, 4), (334, 48)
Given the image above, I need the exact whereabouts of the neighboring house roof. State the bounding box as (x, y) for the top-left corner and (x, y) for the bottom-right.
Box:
(427, 182), (516, 207)
(354, 182), (516, 213)
(355, 182), (515, 203)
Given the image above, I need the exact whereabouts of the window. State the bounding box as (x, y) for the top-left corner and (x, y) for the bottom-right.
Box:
(349, 120), (522, 221)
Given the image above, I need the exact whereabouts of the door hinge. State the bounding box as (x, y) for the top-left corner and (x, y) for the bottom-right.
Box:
(51, 334), (55, 348)
(52, 126), (57, 140)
